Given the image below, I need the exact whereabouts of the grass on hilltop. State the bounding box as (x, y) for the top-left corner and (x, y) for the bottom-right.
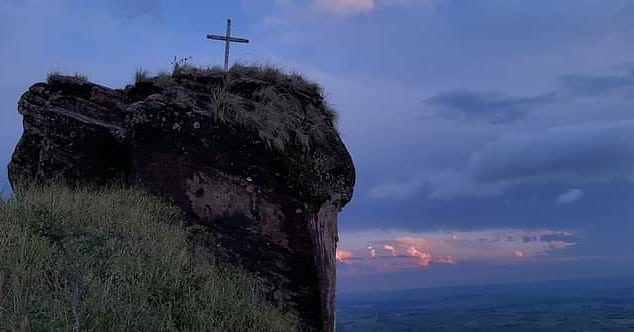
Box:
(134, 68), (150, 83)
(0, 181), (299, 331)
(46, 61), (340, 153)
(46, 71), (88, 84)
(170, 62), (339, 152)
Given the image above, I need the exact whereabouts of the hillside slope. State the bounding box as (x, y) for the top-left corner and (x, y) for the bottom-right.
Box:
(0, 182), (299, 331)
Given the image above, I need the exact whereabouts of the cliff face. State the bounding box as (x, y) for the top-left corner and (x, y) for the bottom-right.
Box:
(7, 65), (355, 332)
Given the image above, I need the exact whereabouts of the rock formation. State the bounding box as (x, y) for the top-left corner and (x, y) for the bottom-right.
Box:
(7, 65), (355, 331)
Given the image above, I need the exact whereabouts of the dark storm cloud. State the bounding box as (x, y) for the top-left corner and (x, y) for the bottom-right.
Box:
(469, 120), (634, 184)
(424, 90), (558, 124)
(559, 69), (634, 97)
(368, 119), (634, 202)
(540, 233), (578, 243)
(424, 65), (634, 126)
(523, 236), (538, 243)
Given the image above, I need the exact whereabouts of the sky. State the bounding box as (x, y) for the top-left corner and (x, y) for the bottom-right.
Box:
(2, 0), (634, 294)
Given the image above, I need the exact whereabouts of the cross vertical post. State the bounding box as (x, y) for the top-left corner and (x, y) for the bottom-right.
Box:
(206, 18), (249, 71)
(224, 19), (231, 71)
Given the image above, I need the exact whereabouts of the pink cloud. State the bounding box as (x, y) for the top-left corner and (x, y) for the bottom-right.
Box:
(313, 0), (375, 15)
(336, 229), (577, 271)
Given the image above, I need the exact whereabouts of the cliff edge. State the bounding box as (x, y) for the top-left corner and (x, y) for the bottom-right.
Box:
(7, 64), (355, 331)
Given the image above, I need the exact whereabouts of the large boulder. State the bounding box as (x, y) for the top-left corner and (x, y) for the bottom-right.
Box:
(7, 65), (355, 332)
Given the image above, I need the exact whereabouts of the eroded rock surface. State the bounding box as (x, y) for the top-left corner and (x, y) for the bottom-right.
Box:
(8, 66), (355, 331)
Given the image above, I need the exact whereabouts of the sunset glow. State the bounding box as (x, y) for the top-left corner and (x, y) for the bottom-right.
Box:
(336, 229), (576, 271)
(336, 250), (353, 263)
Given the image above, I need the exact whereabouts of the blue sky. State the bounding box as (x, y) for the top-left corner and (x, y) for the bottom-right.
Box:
(2, 0), (634, 293)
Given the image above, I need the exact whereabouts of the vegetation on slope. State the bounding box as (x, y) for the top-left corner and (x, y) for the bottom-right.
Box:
(0, 182), (299, 331)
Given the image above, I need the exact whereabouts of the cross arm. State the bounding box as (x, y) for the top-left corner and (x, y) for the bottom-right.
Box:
(206, 34), (249, 43)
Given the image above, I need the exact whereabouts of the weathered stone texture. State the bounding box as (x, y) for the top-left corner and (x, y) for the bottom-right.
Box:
(8, 68), (355, 332)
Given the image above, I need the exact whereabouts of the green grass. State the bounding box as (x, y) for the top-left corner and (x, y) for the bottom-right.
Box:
(45, 63), (340, 154)
(171, 56), (193, 75)
(73, 73), (88, 82)
(46, 71), (88, 84)
(166, 62), (339, 152)
(0, 182), (299, 331)
(135, 68), (150, 83)
(46, 71), (63, 84)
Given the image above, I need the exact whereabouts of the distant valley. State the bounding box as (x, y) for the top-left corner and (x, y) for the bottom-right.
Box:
(336, 276), (634, 331)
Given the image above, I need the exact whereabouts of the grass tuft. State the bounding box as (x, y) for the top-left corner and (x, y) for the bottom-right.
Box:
(73, 73), (88, 82)
(0, 181), (299, 331)
(46, 71), (88, 84)
(165, 62), (340, 152)
(171, 56), (193, 76)
(135, 68), (150, 83)
(46, 71), (63, 84)
(47, 62), (340, 154)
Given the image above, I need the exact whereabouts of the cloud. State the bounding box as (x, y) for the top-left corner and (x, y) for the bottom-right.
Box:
(337, 228), (577, 272)
(368, 175), (426, 200)
(368, 171), (511, 201)
(424, 90), (558, 124)
(423, 67), (634, 127)
(559, 68), (634, 97)
(557, 188), (584, 204)
(426, 170), (509, 199)
(262, 0), (435, 19)
(367, 170), (510, 201)
(433, 120), (634, 199)
(369, 119), (634, 200)
(469, 120), (634, 183)
(313, 0), (434, 15)
(313, 0), (375, 15)
(101, 0), (162, 20)
(449, 121), (634, 198)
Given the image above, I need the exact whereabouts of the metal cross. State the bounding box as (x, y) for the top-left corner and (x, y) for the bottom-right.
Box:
(206, 19), (249, 71)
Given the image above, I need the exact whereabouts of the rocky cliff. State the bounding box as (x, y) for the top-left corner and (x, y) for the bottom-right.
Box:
(7, 65), (355, 331)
